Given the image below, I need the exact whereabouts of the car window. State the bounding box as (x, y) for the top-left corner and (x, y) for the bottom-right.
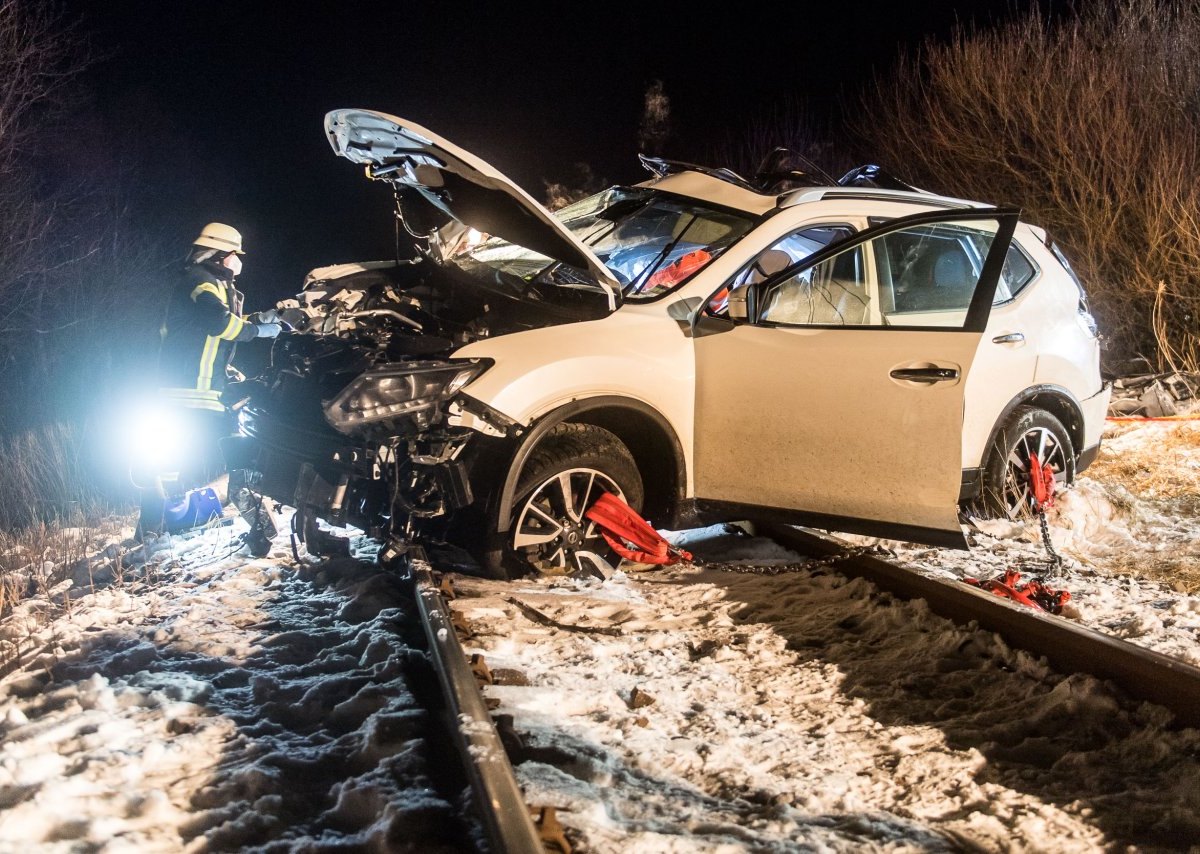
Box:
(447, 187), (755, 306)
(982, 240), (1038, 303)
(758, 218), (1008, 329)
(559, 187), (755, 301)
(760, 241), (868, 325)
(708, 225), (854, 317)
(867, 214), (1036, 305)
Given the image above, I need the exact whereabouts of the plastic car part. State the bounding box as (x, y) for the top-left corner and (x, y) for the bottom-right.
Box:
(837, 164), (923, 192)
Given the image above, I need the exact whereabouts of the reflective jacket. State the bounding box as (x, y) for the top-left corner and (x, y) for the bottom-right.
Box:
(157, 262), (259, 412)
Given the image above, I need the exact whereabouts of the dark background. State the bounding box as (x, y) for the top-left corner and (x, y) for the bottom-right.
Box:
(73, 0), (1051, 309)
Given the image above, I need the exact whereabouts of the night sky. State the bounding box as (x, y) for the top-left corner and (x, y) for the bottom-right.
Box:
(73, 0), (1050, 307)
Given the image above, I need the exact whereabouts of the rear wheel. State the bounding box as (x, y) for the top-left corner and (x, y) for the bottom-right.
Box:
(507, 424), (644, 577)
(975, 405), (1075, 520)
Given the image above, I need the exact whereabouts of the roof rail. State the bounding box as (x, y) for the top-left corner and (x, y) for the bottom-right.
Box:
(778, 186), (988, 210)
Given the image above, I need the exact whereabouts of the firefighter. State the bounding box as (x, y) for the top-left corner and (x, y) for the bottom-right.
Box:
(137, 223), (282, 539)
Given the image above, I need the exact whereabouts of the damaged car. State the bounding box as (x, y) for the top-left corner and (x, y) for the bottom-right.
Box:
(235, 108), (1110, 576)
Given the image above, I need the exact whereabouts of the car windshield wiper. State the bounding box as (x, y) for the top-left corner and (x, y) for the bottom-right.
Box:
(626, 214), (699, 295)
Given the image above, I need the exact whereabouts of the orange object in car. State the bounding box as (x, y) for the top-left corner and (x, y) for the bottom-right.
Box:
(644, 248), (712, 291)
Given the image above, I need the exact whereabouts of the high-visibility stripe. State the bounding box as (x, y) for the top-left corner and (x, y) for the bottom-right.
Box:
(218, 313), (244, 339)
(174, 396), (226, 412)
(190, 282), (224, 303)
(159, 386), (224, 412)
(197, 335), (219, 391)
(159, 387), (221, 400)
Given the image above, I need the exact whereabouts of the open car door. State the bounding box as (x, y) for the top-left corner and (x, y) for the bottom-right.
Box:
(692, 208), (1019, 547)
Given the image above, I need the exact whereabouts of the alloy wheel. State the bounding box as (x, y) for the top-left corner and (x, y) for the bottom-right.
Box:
(512, 467), (625, 573)
(999, 425), (1070, 519)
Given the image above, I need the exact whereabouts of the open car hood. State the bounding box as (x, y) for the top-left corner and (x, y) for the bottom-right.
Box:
(325, 109), (620, 307)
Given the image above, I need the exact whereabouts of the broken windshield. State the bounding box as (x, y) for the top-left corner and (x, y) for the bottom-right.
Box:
(446, 187), (755, 303)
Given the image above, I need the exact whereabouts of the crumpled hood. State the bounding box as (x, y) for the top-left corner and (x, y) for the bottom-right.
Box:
(325, 109), (619, 307)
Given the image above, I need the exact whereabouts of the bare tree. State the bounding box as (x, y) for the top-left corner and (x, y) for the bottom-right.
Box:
(0, 0), (83, 360)
(857, 0), (1200, 371)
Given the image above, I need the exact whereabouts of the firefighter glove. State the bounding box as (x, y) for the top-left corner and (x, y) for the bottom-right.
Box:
(255, 321), (283, 339)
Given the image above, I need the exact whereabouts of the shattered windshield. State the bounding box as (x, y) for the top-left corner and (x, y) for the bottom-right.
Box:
(445, 187), (755, 304)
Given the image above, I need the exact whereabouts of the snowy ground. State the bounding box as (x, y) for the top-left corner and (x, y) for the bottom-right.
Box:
(1, 419), (1197, 851)
(847, 419), (1200, 666)
(0, 525), (479, 852)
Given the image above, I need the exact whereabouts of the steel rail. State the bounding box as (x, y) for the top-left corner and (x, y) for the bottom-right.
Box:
(409, 549), (544, 853)
(760, 522), (1200, 729)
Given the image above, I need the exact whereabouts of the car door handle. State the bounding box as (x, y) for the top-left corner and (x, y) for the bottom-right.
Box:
(889, 367), (960, 383)
(991, 332), (1025, 344)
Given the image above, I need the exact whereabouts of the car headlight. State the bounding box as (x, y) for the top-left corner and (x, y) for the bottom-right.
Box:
(323, 360), (490, 433)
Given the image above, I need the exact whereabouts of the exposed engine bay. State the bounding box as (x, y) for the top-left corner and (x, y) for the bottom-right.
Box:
(238, 258), (576, 560)
(275, 257), (595, 358)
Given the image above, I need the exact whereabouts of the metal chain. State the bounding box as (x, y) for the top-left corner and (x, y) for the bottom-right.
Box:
(1036, 509), (1064, 577)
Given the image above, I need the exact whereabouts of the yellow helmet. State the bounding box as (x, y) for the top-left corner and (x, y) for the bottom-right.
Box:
(193, 222), (245, 254)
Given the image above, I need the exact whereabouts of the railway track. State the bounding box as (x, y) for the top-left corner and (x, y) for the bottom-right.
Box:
(758, 522), (1200, 729)
(407, 550), (547, 854)
(412, 521), (1200, 850)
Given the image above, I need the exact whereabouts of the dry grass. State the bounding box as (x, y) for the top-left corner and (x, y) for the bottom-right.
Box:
(1081, 421), (1200, 592)
(0, 515), (132, 674)
(1105, 554), (1200, 595)
(0, 422), (114, 531)
(1087, 423), (1200, 501)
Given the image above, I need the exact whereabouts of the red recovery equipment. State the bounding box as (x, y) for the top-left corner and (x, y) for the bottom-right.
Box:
(1028, 452), (1057, 510)
(584, 492), (693, 565)
(965, 568), (1071, 615)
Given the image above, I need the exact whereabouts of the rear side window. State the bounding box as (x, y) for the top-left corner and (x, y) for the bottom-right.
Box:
(994, 243), (1038, 303)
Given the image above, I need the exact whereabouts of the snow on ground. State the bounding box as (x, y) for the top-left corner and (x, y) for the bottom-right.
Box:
(0, 520), (478, 852)
(455, 524), (1200, 851)
(838, 420), (1200, 665)
(1, 420), (1198, 852)
(444, 420), (1200, 852)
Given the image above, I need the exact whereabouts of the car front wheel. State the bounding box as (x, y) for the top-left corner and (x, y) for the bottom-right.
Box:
(508, 423), (644, 577)
(975, 405), (1076, 520)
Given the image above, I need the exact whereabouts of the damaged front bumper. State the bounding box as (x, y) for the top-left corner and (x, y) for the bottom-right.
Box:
(237, 393), (517, 554)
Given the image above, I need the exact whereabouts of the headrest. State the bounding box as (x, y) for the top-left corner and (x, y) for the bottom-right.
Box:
(933, 249), (971, 288)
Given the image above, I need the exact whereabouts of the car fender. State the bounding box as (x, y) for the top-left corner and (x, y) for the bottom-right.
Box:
(978, 384), (1087, 469)
(452, 307), (696, 481)
(483, 395), (689, 534)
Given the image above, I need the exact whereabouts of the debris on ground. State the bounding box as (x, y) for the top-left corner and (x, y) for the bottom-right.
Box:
(1107, 367), (1199, 417)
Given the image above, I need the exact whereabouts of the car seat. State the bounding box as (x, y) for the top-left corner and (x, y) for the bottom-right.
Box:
(896, 244), (974, 311)
(765, 248), (867, 325)
(929, 247), (974, 309)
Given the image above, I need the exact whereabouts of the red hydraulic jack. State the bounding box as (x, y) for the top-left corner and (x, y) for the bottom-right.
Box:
(584, 493), (693, 566)
(966, 451), (1070, 614)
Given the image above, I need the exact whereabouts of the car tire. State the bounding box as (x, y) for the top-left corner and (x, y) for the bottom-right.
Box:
(974, 405), (1076, 520)
(504, 423), (644, 578)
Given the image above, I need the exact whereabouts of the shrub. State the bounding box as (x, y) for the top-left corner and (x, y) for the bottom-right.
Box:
(857, 0), (1200, 371)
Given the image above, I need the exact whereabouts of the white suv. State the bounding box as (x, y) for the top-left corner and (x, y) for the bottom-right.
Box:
(238, 109), (1109, 576)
